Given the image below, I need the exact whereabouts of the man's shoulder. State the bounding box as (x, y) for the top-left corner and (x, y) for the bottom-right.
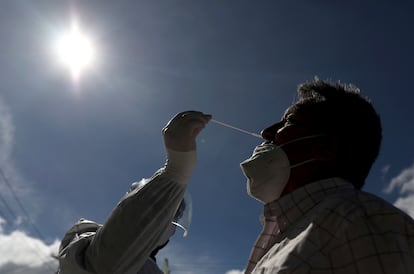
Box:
(320, 186), (414, 229)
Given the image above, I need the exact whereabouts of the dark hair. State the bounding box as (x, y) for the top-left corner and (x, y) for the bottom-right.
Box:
(291, 78), (382, 189)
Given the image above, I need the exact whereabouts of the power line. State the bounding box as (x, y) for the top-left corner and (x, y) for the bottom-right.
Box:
(0, 168), (46, 241)
(0, 167), (57, 273)
(0, 189), (18, 221)
(0, 260), (59, 274)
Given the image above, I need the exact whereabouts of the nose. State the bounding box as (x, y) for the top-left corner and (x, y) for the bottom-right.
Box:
(261, 122), (283, 142)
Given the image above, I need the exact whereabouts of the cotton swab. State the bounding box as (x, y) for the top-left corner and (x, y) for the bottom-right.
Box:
(210, 119), (262, 139)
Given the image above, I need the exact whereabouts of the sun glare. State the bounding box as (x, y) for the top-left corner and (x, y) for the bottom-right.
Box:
(55, 21), (95, 81)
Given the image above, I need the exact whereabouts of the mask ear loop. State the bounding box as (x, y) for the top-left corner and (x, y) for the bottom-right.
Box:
(279, 134), (326, 147)
(279, 134), (326, 168)
(290, 158), (316, 169)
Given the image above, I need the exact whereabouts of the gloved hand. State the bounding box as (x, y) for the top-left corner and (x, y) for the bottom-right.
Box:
(162, 111), (211, 184)
(163, 110), (212, 152)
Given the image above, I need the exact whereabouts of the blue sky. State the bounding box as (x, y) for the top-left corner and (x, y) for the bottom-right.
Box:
(0, 1), (414, 273)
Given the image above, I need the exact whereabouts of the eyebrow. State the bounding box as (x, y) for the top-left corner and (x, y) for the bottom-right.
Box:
(282, 106), (297, 120)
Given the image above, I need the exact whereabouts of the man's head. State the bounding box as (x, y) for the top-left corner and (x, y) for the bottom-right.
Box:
(261, 78), (382, 191)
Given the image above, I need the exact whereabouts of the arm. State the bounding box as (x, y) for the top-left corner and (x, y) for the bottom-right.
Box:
(58, 111), (211, 274)
(86, 169), (186, 274)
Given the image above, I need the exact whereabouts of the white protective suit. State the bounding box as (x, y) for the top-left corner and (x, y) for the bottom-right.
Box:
(57, 111), (211, 274)
(58, 168), (186, 274)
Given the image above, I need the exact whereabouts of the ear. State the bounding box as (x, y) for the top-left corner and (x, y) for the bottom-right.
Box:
(313, 136), (338, 161)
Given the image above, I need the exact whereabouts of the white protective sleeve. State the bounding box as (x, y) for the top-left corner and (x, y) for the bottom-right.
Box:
(58, 167), (187, 274)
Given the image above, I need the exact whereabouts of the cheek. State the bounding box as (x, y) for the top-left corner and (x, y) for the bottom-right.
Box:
(276, 126), (310, 145)
(282, 141), (317, 165)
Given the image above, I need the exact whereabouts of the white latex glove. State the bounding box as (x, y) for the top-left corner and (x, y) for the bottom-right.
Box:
(162, 111), (211, 184)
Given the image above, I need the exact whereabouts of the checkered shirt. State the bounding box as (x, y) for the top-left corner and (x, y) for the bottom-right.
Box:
(246, 177), (414, 274)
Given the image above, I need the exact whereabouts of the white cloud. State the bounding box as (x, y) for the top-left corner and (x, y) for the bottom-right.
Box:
(381, 164), (391, 181)
(157, 242), (245, 274)
(383, 162), (414, 218)
(384, 162), (414, 194)
(225, 270), (245, 274)
(0, 98), (14, 165)
(381, 164), (391, 175)
(0, 97), (34, 220)
(0, 218), (59, 274)
(0, 217), (5, 234)
(0, 96), (77, 237)
(0, 98), (19, 195)
(393, 196), (414, 219)
(157, 243), (216, 274)
(0, 98), (60, 273)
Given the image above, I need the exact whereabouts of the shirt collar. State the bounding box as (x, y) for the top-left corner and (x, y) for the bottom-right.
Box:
(264, 177), (354, 233)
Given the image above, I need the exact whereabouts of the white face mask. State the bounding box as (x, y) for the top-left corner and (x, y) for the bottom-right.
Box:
(240, 135), (323, 204)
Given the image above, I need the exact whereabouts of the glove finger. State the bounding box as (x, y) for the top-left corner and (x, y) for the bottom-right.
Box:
(163, 111), (211, 151)
(163, 111), (210, 133)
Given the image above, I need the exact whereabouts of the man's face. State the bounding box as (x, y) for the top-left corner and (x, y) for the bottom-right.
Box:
(261, 106), (312, 145)
(260, 106), (320, 166)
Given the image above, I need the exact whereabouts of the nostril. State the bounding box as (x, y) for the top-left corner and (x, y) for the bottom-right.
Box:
(261, 121), (283, 142)
(260, 130), (272, 141)
(261, 129), (273, 141)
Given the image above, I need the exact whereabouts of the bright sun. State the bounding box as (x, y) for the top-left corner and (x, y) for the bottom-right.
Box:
(55, 21), (95, 80)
